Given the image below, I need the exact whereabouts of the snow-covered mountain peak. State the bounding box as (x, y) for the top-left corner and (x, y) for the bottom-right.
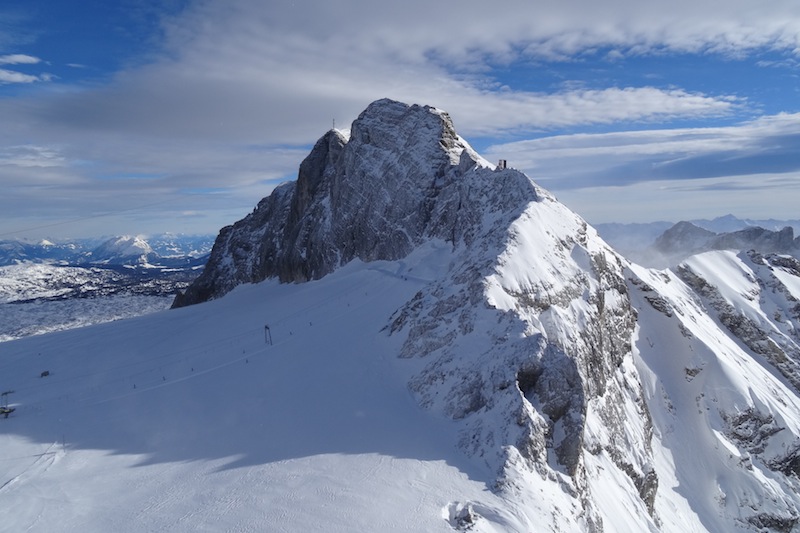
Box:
(90, 235), (155, 264)
(6, 99), (800, 531)
(174, 97), (663, 527)
(171, 98), (800, 530)
(174, 99), (507, 306)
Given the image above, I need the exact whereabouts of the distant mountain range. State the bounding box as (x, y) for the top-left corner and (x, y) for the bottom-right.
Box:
(0, 233), (215, 341)
(596, 215), (800, 266)
(0, 233), (214, 268)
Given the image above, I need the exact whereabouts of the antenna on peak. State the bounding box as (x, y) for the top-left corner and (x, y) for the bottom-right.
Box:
(332, 118), (336, 130)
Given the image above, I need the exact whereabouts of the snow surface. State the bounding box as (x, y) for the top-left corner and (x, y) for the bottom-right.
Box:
(0, 243), (539, 533)
(0, 294), (173, 342)
(682, 250), (766, 324)
(629, 260), (800, 532)
(4, 221), (800, 532)
(0, 263), (191, 342)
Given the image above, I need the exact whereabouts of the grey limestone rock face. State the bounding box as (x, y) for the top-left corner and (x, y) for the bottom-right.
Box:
(172, 182), (295, 307)
(174, 98), (482, 307)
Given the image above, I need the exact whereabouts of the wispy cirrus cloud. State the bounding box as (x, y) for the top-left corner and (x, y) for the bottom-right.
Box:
(487, 112), (800, 188)
(0, 69), (41, 83)
(485, 112), (800, 222)
(0, 54), (51, 84)
(0, 53), (40, 65)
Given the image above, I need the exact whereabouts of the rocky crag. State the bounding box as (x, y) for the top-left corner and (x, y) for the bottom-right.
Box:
(173, 99), (483, 305)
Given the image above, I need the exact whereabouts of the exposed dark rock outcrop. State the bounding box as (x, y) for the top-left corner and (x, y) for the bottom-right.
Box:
(653, 221), (716, 256)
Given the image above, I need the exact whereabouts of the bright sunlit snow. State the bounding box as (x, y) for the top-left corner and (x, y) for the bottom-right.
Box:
(0, 243), (530, 532)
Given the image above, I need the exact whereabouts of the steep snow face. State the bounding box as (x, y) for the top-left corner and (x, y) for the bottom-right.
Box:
(389, 174), (656, 531)
(677, 250), (800, 393)
(629, 253), (800, 531)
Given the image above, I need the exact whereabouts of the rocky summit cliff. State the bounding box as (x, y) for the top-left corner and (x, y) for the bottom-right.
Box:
(172, 99), (800, 531)
(173, 99), (487, 306)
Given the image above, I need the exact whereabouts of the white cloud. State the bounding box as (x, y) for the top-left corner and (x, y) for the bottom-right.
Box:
(439, 88), (738, 136)
(4, 0), (800, 236)
(487, 112), (800, 183)
(8, 11), (742, 144)
(0, 54), (50, 84)
(555, 171), (800, 225)
(0, 53), (40, 65)
(483, 112), (800, 222)
(7, 0), (794, 141)
(155, 0), (800, 67)
(0, 68), (41, 83)
(0, 131), (307, 238)
(0, 144), (67, 168)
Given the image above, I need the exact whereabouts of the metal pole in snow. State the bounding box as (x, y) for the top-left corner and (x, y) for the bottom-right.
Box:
(1, 390), (13, 408)
(265, 325), (272, 345)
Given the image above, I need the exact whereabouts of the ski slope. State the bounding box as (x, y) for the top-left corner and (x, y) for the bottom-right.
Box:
(0, 242), (534, 532)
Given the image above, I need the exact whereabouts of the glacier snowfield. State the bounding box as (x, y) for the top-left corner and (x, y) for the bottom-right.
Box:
(0, 245), (527, 532)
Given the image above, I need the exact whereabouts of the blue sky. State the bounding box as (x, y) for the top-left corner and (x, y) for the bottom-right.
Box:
(2, 0), (800, 239)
